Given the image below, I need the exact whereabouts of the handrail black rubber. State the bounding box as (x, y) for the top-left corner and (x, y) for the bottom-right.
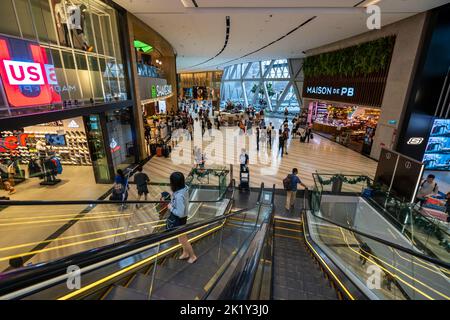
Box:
(306, 194), (450, 270)
(0, 180), (263, 299)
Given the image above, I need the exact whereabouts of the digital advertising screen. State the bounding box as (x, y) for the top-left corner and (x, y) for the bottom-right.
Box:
(423, 119), (450, 171)
(45, 134), (66, 146)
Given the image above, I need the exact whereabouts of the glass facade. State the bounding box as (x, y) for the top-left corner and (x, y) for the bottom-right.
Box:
(220, 59), (301, 112)
(0, 0), (127, 119)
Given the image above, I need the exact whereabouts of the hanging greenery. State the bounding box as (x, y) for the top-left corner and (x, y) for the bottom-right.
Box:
(303, 36), (396, 78)
(318, 174), (371, 186)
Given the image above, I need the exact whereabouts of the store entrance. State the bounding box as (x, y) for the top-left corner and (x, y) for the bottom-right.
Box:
(0, 117), (104, 199)
(309, 101), (380, 156)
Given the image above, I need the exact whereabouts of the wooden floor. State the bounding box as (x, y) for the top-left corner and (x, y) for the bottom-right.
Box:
(143, 117), (377, 189)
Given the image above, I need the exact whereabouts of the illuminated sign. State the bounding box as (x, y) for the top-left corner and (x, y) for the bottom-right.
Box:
(407, 137), (424, 145)
(0, 37), (61, 107)
(0, 134), (29, 152)
(110, 138), (121, 153)
(305, 86), (355, 97)
(156, 84), (172, 97)
(68, 120), (79, 128)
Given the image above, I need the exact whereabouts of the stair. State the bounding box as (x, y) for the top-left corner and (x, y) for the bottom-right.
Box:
(272, 218), (339, 300)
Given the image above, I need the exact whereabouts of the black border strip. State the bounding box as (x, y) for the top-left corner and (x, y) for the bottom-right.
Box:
(186, 16), (231, 69)
(209, 16), (317, 69)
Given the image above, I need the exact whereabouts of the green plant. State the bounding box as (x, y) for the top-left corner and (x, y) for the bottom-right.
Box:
(303, 36), (396, 78)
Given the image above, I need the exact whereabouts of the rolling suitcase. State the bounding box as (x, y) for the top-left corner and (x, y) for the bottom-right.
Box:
(156, 146), (163, 157)
(239, 166), (250, 191)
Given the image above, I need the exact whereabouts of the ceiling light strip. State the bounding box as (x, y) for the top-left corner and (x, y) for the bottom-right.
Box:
(185, 16), (231, 69)
(203, 16), (316, 70)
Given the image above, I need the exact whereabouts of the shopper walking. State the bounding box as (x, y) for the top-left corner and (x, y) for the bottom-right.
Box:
(256, 126), (260, 151)
(166, 172), (197, 264)
(305, 123), (312, 143)
(278, 129), (285, 157)
(267, 123), (273, 149)
(239, 149), (249, 172)
(134, 166), (150, 203)
(283, 168), (307, 212)
(112, 169), (128, 202)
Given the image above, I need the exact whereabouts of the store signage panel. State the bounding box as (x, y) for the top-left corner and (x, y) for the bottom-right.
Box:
(0, 36), (62, 108)
(303, 77), (386, 107)
(305, 86), (355, 97)
(0, 134), (29, 152)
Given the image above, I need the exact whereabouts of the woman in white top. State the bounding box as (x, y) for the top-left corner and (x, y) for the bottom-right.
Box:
(167, 172), (197, 263)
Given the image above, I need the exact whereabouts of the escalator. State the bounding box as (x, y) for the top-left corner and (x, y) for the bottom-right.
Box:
(272, 218), (339, 300)
(0, 184), (448, 300)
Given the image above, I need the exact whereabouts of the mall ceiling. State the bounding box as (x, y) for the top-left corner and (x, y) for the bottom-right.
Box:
(115, 0), (450, 72)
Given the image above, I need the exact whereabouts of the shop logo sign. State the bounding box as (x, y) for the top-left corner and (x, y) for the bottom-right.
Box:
(156, 84), (172, 97)
(306, 86), (354, 97)
(407, 137), (424, 145)
(68, 120), (79, 128)
(110, 138), (121, 153)
(0, 37), (61, 107)
(0, 134), (29, 152)
(366, 5), (381, 30)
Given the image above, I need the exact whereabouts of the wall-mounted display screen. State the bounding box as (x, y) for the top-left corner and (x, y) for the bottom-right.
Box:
(45, 134), (66, 146)
(423, 119), (450, 171)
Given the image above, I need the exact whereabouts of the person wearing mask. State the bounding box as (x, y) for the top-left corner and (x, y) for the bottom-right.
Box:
(416, 174), (439, 206)
(166, 172), (197, 264)
(278, 129), (285, 157)
(239, 149), (249, 172)
(134, 166), (150, 203)
(284, 168), (308, 212)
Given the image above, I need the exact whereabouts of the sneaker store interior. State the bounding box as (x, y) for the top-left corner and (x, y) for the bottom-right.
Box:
(0, 117), (110, 201)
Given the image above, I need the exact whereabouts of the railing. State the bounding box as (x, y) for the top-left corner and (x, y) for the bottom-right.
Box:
(312, 172), (450, 264)
(306, 185), (450, 300)
(0, 178), (233, 270)
(0, 180), (240, 300)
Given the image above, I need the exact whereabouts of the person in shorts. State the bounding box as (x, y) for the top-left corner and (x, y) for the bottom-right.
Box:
(134, 166), (150, 202)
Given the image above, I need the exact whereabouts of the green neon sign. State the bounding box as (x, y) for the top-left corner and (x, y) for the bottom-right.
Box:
(134, 40), (153, 53)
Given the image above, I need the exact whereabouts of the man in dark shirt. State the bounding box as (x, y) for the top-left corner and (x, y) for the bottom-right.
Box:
(134, 166), (150, 202)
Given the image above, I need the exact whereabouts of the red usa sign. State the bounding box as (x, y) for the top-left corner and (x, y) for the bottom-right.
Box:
(3, 60), (58, 86)
(0, 37), (61, 108)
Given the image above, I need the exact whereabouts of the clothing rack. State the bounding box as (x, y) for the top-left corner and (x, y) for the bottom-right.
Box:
(39, 154), (62, 186)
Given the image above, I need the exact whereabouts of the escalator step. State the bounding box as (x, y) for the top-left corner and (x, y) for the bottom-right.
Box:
(104, 285), (149, 300)
(151, 282), (201, 300)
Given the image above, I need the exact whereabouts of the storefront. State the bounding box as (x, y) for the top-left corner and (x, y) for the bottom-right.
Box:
(178, 71), (222, 108)
(302, 36), (395, 158)
(0, 0), (139, 188)
(307, 101), (380, 155)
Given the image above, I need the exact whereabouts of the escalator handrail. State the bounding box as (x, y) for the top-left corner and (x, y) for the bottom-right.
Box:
(0, 181), (264, 298)
(216, 198), (274, 299)
(307, 196), (450, 270)
(0, 180), (234, 206)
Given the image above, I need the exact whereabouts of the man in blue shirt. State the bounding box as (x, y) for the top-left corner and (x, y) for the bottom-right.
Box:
(285, 168), (307, 211)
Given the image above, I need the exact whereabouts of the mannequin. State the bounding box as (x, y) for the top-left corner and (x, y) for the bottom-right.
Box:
(55, 0), (93, 52)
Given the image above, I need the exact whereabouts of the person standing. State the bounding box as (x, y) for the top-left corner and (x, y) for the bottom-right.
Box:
(166, 172), (197, 264)
(416, 174), (439, 206)
(283, 125), (290, 155)
(284, 168), (307, 212)
(305, 123), (312, 143)
(113, 169), (128, 201)
(134, 166), (150, 203)
(278, 129), (285, 157)
(239, 149), (249, 172)
(256, 126), (260, 151)
(267, 123), (273, 149)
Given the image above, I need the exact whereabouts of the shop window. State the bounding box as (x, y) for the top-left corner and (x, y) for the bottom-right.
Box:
(105, 108), (136, 172)
(0, 0), (21, 37)
(30, 0), (58, 44)
(14, 0), (37, 40)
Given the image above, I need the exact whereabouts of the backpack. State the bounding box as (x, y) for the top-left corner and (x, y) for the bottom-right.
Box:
(283, 174), (292, 191)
